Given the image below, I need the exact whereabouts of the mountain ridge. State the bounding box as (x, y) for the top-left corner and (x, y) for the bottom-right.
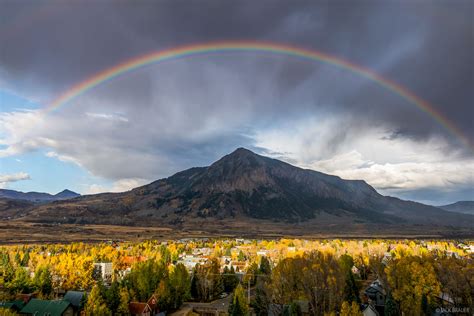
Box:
(3, 148), (473, 232)
(0, 188), (80, 202)
(439, 201), (474, 215)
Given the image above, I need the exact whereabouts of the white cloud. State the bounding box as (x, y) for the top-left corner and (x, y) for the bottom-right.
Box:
(255, 117), (474, 193)
(85, 112), (129, 122)
(45, 151), (82, 166)
(84, 178), (148, 194)
(0, 172), (31, 188)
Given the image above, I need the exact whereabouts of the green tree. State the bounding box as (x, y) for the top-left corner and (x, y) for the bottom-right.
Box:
(20, 251), (30, 267)
(229, 284), (248, 316)
(259, 256), (271, 275)
(126, 259), (168, 301)
(169, 263), (191, 309)
(84, 284), (111, 316)
(252, 280), (269, 316)
(238, 250), (245, 261)
(156, 279), (172, 311)
(343, 270), (360, 303)
(223, 266), (239, 292)
(105, 281), (121, 314)
(9, 268), (31, 294)
(384, 292), (399, 316)
(116, 286), (131, 316)
(33, 266), (52, 298)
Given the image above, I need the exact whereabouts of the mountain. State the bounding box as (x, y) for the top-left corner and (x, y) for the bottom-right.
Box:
(0, 188), (80, 202)
(439, 201), (474, 215)
(16, 148), (473, 231)
(54, 189), (81, 200)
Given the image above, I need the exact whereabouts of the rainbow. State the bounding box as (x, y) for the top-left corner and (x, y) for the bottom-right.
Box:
(45, 40), (472, 149)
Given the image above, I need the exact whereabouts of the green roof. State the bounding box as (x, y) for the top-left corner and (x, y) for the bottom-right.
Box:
(63, 291), (85, 308)
(0, 300), (25, 310)
(20, 299), (71, 316)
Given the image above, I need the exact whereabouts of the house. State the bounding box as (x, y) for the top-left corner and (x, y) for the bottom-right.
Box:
(364, 280), (385, 306)
(16, 293), (36, 304)
(364, 280), (385, 315)
(63, 291), (85, 315)
(0, 300), (25, 312)
(20, 298), (73, 316)
(129, 302), (152, 316)
(147, 294), (160, 315)
(362, 304), (379, 316)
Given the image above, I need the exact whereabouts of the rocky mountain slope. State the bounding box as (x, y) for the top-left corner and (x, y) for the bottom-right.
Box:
(439, 201), (474, 215)
(12, 148), (473, 229)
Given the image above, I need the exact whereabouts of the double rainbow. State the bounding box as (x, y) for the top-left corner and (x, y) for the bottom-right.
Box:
(45, 40), (472, 150)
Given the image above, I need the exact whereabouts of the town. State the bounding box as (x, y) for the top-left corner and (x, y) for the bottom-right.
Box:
(0, 238), (472, 315)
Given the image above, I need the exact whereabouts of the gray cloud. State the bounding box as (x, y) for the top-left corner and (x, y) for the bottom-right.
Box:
(0, 0), (472, 200)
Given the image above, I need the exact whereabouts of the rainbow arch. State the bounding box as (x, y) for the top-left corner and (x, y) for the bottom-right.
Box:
(45, 40), (472, 150)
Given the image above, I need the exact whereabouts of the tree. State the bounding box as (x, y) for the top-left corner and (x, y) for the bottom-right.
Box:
(33, 266), (52, 298)
(125, 259), (167, 301)
(340, 301), (362, 316)
(269, 251), (344, 315)
(229, 284), (248, 316)
(84, 284), (111, 316)
(21, 251), (30, 267)
(223, 266), (239, 292)
(193, 259), (223, 301)
(259, 256), (271, 275)
(384, 292), (399, 316)
(434, 256), (473, 308)
(105, 281), (121, 314)
(9, 268), (31, 294)
(252, 280), (270, 316)
(116, 286), (131, 316)
(156, 279), (172, 311)
(343, 270), (360, 303)
(169, 263), (191, 309)
(386, 256), (440, 315)
(238, 250), (245, 261)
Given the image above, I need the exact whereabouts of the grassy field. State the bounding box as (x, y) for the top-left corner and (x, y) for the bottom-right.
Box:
(2, 219), (473, 244)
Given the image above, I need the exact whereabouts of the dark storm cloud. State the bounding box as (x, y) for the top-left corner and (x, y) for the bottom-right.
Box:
(1, 0), (472, 149)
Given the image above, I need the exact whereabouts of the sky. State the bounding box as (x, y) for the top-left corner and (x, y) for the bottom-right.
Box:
(0, 0), (472, 205)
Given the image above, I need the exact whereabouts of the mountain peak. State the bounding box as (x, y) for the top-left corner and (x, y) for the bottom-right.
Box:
(54, 189), (80, 199)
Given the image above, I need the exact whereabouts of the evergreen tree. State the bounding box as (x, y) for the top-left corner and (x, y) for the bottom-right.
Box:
(259, 256), (271, 275)
(105, 281), (121, 314)
(343, 270), (360, 303)
(9, 267), (31, 294)
(169, 263), (191, 309)
(84, 284), (111, 316)
(229, 284), (248, 316)
(156, 279), (172, 311)
(116, 286), (131, 316)
(252, 281), (269, 316)
(384, 292), (399, 316)
(21, 251), (30, 267)
(33, 266), (52, 298)
(223, 266), (239, 292)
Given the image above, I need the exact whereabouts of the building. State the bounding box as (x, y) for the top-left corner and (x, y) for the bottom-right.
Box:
(362, 304), (379, 316)
(0, 300), (25, 313)
(129, 302), (152, 316)
(364, 279), (385, 315)
(63, 291), (85, 315)
(93, 262), (113, 283)
(20, 299), (73, 316)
